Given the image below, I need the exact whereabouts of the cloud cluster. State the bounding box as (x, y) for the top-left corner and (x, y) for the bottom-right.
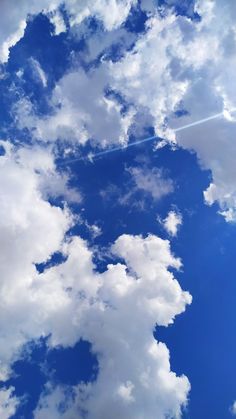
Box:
(0, 0), (136, 63)
(109, 0), (236, 220)
(34, 234), (191, 419)
(0, 142), (191, 417)
(16, 68), (134, 147)
(10, 0), (236, 221)
(1, 0), (236, 415)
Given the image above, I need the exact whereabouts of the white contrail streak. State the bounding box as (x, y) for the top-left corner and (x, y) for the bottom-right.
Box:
(174, 112), (223, 132)
(61, 110), (233, 165)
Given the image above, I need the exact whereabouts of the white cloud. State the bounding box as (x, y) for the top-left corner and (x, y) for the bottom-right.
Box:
(110, 12), (189, 141)
(2, 0), (236, 220)
(105, 0), (236, 221)
(66, 0), (137, 31)
(74, 24), (136, 63)
(117, 381), (135, 403)
(0, 19), (27, 63)
(230, 401), (236, 416)
(0, 0), (136, 63)
(0, 2), (222, 417)
(49, 9), (67, 35)
(0, 143), (191, 417)
(0, 0), (52, 63)
(162, 210), (182, 237)
(100, 165), (173, 209)
(17, 145), (82, 203)
(128, 166), (174, 200)
(14, 67), (135, 147)
(34, 234), (191, 419)
(85, 222), (102, 238)
(29, 57), (47, 87)
(0, 142), (73, 379)
(0, 387), (19, 419)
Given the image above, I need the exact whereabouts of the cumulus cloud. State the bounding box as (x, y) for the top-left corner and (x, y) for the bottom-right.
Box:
(0, 142), (191, 417)
(3, 0), (236, 220)
(34, 234), (191, 419)
(162, 210), (182, 237)
(110, 0), (236, 220)
(14, 67), (135, 147)
(0, 0), (51, 63)
(0, 142), (73, 380)
(0, 1), (225, 417)
(110, 12), (189, 141)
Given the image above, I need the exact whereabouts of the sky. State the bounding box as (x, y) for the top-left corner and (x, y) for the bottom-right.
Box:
(0, 0), (236, 418)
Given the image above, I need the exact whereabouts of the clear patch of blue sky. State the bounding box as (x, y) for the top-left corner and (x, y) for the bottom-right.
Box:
(1, 339), (98, 419)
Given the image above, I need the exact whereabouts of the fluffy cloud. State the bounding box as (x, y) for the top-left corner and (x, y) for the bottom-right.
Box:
(4, 0), (236, 220)
(0, 6), (195, 415)
(0, 142), (73, 379)
(110, 12), (189, 140)
(1, 1), (230, 417)
(16, 68), (134, 147)
(108, 0), (236, 221)
(21, 5), (186, 148)
(16, 145), (82, 203)
(0, 143), (191, 416)
(0, 0), (52, 63)
(65, 0), (137, 31)
(34, 234), (191, 419)
(162, 210), (182, 237)
(0, 387), (19, 419)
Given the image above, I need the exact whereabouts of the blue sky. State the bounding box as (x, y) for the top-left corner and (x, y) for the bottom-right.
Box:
(0, 1), (236, 418)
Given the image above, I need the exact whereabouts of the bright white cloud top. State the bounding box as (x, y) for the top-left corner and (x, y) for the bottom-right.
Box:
(163, 211), (182, 237)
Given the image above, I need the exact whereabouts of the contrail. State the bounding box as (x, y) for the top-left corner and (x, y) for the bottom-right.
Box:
(174, 112), (224, 132)
(61, 110), (233, 165)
